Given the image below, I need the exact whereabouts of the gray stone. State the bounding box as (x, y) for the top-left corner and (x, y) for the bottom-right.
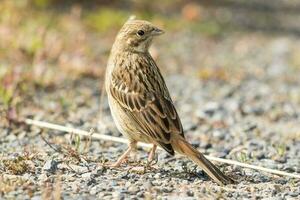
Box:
(112, 191), (124, 200)
(43, 160), (58, 173)
(89, 186), (98, 195)
(128, 186), (139, 194)
(82, 172), (92, 179)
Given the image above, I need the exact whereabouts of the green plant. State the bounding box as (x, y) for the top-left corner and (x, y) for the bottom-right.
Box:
(237, 151), (249, 163)
(276, 144), (286, 157)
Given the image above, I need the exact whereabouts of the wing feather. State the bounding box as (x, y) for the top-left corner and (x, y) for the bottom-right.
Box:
(109, 55), (184, 153)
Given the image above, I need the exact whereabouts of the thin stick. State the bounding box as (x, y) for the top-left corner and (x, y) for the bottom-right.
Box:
(24, 118), (300, 179)
(25, 119), (152, 148)
(204, 156), (300, 179)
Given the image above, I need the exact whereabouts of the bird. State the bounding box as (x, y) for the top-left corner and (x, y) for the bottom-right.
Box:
(105, 18), (234, 185)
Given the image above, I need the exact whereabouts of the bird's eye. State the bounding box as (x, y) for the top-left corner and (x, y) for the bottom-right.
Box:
(137, 30), (145, 36)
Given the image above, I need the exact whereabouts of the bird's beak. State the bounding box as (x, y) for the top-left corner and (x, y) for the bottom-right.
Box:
(151, 27), (164, 36)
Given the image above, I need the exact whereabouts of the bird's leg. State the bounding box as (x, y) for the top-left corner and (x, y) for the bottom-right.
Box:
(129, 144), (158, 173)
(107, 141), (137, 167)
(147, 144), (157, 164)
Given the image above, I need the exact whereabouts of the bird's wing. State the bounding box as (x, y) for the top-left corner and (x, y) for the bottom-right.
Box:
(109, 55), (184, 154)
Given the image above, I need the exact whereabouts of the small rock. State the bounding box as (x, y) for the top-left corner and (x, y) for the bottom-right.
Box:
(96, 166), (105, 174)
(243, 123), (257, 132)
(187, 190), (194, 197)
(117, 171), (128, 179)
(111, 180), (117, 186)
(137, 191), (144, 197)
(288, 192), (299, 197)
(143, 181), (152, 190)
(90, 186), (98, 195)
(112, 191), (124, 200)
(82, 172), (92, 179)
(7, 134), (17, 142)
(154, 173), (161, 179)
(190, 141), (200, 148)
(43, 160), (58, 173)
(98, 192), (105, 198)
(204, 102), (220, 116)
(200, 187), (206, 193)
(199, 141), (212, 149)
(38, 174), (48, 181)
(212, 130), (226, 140)
(128, 186), (139, 194)
(125, 181), (131, 188)
(68, 164), (88, 173)
(182, 180), (188, 185)
(162, 187), (173, 193)
(255, 151), (265, 160)
(71, 182), (80, 193)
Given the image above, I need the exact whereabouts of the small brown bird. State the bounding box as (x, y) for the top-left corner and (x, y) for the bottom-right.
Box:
(105, 18), (234, 185)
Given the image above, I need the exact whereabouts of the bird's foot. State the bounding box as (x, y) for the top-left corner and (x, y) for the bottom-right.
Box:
(103, 157), (129, 168)
(147, 154), (158, 167)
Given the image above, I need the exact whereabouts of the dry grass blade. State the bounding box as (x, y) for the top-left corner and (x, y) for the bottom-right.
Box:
(41, 133), (87, 163)
(25, 118), (300, 179)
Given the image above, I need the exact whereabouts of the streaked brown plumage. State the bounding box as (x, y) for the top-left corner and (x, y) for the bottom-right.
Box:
(105, 18), (234, 185)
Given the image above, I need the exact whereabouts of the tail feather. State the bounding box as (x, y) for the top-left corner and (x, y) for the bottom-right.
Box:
(172, 137), (234, 185)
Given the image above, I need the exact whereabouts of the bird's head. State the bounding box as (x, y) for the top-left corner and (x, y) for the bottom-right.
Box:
(115, 19), (164, 53)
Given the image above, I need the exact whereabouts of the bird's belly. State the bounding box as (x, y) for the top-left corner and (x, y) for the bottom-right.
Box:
(108, 95), (153, 143)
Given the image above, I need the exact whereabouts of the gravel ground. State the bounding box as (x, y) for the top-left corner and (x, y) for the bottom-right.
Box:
(1, 30), (300, 199)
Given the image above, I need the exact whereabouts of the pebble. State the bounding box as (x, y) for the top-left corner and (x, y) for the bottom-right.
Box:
(82, 172), (92, 179)
(187, 190), (194, 197)
(212, 130), (226, 140)
(125, 181), (131, 188)
(112, 191), (124, 200)
(154, 173), (161, 179)
(143, 181), (152, 190)
(288, 192), (299, 197)
(43, 160), (58, 173)
(203, 102), (220, 115)
(68, 164), (88, 173)
(128, 186), (139, 194)
(7, 134), (17, 141)
(162, 187), (173, 193)
(90, 186), (98, 195)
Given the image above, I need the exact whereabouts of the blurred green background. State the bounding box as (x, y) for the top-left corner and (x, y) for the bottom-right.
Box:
(1, 0), (300, 125)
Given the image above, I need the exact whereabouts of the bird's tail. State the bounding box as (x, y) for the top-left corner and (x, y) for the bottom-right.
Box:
(172, 137), (234, 185)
